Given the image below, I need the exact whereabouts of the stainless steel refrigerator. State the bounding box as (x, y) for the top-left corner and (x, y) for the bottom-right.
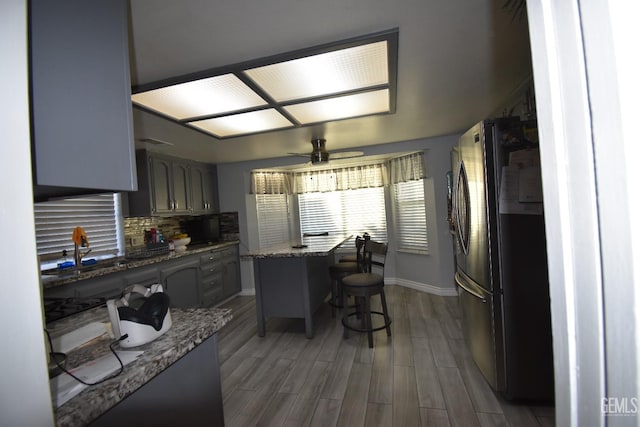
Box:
(451, 117), (554, 401)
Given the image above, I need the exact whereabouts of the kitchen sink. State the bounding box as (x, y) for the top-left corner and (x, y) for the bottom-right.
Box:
(41, 259), (128, 278)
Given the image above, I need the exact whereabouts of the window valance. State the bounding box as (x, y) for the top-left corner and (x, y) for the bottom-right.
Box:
(293, 163), (388, 194)
(250, 151), (424, 194)
(388, 151), (426, 184)
(250, 171), (292, 194)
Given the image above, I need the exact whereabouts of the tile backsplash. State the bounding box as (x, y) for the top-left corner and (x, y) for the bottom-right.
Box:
(123, 216), (183, 249)
(123, 212), (239, 250)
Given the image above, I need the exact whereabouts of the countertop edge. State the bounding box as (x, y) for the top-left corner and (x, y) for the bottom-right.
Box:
(42, 240), (240, 289)
(241, 235), (352, 259)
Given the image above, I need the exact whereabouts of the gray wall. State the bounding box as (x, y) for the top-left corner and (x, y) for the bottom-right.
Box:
(217, 133), (459, 296)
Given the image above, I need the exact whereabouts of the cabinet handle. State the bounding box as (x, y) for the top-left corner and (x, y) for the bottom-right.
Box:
(174, 200), (178, 210)
(209, 256), (214, 260)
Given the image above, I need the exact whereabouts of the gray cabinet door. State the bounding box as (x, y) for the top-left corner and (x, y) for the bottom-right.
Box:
(172, 161), (191, 214)
(150, 156), (173, 215)
(123, 265), (160, 288)
(204, 166), (219, 213)
(160, 257), (200, 308)
(30, 0), (136, 199)
(190, 165), (207, 215)
(74, 275), (125, 299)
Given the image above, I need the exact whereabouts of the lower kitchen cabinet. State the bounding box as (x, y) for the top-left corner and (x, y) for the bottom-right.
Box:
(74, 275), (125, 300)
(42, 243), (241, 309)
(221, 246), (241, 299)
(159, 256), (200, 308)
(123, 264), (160, 288)
(199, 244), (241, 306)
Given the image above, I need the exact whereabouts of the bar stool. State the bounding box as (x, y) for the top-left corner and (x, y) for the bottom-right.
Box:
(341, 240), (392, 348)
(328, 236), (365, 317)
(339, 232), (369, 263)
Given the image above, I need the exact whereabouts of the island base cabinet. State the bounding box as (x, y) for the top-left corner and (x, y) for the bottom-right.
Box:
(254, 255), (331, 338)
(89, 334), (224, 427)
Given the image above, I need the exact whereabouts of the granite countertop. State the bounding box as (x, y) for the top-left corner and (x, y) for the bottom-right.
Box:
(48, 304), (232, 427)
(242, 234), (352, 259)
(42, 240), (239, 289)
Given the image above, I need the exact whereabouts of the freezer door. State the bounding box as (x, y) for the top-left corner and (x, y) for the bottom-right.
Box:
(454, 122), (491, 290)
(455, 269), (504, 392)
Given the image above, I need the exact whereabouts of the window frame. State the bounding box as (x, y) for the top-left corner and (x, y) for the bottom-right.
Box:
(34, 193), (124, 270)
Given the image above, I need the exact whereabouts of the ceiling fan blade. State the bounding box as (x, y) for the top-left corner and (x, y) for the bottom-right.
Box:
(328, 150), (364, 159)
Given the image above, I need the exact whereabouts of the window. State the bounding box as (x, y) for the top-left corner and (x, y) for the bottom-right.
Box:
(298, 187), (387, 242)
(256, 194), (291, 247)
(34, 193), (123, 269)
(393, 179), (428, 253)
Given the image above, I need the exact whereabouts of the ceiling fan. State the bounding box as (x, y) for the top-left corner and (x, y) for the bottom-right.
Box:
(289, 138), (364, 164)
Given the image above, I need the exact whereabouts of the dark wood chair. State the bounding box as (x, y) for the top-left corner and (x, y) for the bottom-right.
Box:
(328, 235), (366, 317)
(338, 232), (370, 263)
(341, 240), (392, 348)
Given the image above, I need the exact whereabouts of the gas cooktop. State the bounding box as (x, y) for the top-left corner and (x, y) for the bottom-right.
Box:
(44, 297), (107, 323)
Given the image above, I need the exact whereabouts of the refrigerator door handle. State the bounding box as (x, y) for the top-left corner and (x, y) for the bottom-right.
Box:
(454, 160), (470, 255)
(455, 272), (489, 303)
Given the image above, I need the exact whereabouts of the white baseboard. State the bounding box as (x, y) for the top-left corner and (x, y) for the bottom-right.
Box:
(239, 288), (256, 296)
(386, 277), (458, 297)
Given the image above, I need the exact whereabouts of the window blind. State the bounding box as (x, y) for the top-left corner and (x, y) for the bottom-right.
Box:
(393, 179), (428, 252)
(34, 193), (122, 268)
(256, 194), (291, 247)
(298, 187), (387, 242)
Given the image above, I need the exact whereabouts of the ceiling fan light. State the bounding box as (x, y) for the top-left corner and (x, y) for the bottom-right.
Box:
(310, 138), (329, 163)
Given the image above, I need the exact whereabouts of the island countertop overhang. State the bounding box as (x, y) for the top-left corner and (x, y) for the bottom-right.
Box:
(241, 234), (352, 259)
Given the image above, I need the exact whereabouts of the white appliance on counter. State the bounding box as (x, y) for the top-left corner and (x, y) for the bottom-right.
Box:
(107, 284), (172, 348)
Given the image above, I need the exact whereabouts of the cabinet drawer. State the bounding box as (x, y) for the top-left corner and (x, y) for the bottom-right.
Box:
(200, 261), (225, 276)
(201, 272), (223, 291)
(202, 286), (223, 307)
(200, 246), (237, 263)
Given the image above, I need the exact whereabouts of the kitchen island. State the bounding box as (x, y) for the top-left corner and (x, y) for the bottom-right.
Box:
(242, 234), (351, 338)
(47, 304), (232, 427)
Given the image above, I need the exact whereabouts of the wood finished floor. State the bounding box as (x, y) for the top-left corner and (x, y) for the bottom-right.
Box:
(216, 285), (555, 427)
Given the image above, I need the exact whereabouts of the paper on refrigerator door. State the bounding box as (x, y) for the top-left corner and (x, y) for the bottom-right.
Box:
(499, 166), (543, 215)
(50, 350), (143, 408)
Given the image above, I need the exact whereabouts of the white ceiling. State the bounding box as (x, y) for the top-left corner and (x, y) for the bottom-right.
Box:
(128, 0), (532, 164)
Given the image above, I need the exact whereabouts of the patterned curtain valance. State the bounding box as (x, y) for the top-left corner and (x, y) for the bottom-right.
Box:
(250, 171), (292, 194)
(293, 163), (388, 194)
(388, 151), (426, 184)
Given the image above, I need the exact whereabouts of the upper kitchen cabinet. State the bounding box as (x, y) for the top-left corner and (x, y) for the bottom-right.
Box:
(190, 163), (219, 215)
(29, 0), (137, 201)
(129, 151), (191, 216)
(128, 150), (219, 217)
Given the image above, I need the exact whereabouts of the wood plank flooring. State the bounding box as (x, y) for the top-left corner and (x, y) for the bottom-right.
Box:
(217, 285), (555, 427)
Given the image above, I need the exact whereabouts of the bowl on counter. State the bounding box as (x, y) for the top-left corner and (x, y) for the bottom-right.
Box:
(172, 237), (191, 252)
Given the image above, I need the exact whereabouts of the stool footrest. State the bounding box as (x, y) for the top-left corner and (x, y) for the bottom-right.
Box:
(342, 310), (392, 333)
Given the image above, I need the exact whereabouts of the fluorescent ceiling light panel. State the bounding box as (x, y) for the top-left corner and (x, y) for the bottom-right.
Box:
(244, 41), (389, 102)
(284, 89), (390, 124)
(131, 74), (267, 120)
(187, 109), (294, 137)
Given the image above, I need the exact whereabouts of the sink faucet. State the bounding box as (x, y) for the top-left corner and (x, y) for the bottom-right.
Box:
(72, 226), (91, 270)
(74, 243), (92, 269)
